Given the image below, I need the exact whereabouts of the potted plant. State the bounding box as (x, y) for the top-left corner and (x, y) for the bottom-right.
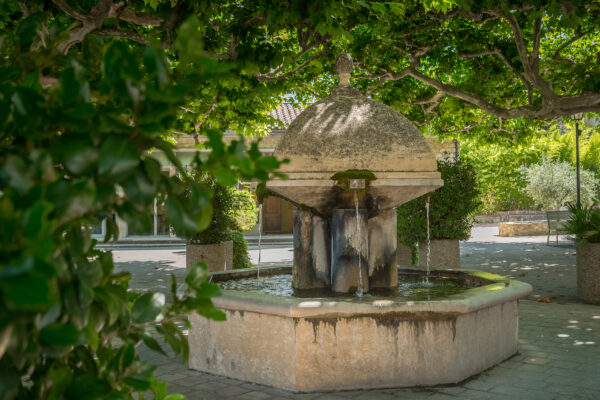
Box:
(564, 204), (600, 303)
(185, 171), (258, 272)
(397, 158), (480, 269)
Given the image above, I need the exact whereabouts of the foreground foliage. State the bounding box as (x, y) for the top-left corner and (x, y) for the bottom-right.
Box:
(0, 3), (281, 399)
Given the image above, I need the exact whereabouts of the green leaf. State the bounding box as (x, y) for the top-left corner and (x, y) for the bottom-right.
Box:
(1, 274), (55, 310)
(185, 263), (208, 289)
(164, 394), (186, 400)
(131, 292), (165, 323)
(124, 375), (152, 391)
(142, 334), (167, 356)
(65, 375), (111, 400)
(175, 16), (204, 65)
(166, 196), (200, 237)
(98, 136), (140, 180)
(4, 155), (34, 194)
(93, 285), (128, 326)
(77, 260), (103, 288)
(40, 323), (81, 347)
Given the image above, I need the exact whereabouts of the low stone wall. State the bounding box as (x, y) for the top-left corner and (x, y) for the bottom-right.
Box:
(498, 221), (547, 237)
(475, 210), (546, 224)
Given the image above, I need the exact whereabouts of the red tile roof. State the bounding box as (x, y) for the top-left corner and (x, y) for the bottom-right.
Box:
(269, 103), (304, 128)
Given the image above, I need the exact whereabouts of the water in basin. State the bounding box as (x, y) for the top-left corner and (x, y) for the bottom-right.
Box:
(218, 272), (483, 301)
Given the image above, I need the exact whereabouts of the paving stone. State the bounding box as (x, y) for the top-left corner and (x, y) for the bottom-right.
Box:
(313, 395), (354, 400)
(352, 391), (395, 400)
(215, 386), (254, 397)
(431, 386), (467, 396)
(192, 381), (230, 393)
(330, 390), (364, 398)
(237, 391), (274, 400)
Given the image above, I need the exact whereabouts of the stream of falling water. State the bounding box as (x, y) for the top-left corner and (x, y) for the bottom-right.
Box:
(257, 203), (263, 279)
(354, 191), (364, 297)
(425, 199), (431, 279)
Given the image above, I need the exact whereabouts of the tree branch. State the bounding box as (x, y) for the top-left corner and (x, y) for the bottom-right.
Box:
(254, 44), (330, 82)
(163, 0), (183, 48)
(458, 48), (534, 104)
(553, 27), (596, 59)
(51, 0), (87, 21)
(193, 94), (221, 143)
(117, 7), (163, 26)
(530, 16), (542, 70)
(56, 0), (116, 54)
(493, 10), (555, 99)
(94, 29), (150, 45)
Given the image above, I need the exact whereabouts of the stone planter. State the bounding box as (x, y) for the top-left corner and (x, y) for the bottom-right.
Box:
(186, 241), (233, 272)
(577, 242), (600, 304)
(418, 239), (460, 269)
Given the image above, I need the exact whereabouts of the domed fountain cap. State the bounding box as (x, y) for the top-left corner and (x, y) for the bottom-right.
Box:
(267, 54), (443, 214)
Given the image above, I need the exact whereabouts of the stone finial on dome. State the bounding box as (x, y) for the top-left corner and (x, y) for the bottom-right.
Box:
(335, 53), (353, 86)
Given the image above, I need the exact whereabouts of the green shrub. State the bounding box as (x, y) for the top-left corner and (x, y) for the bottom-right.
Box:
(397, 158), (480, 246)
(460, 139), (538, 213)
(460, 127), (600, 213)
(186, 170), (256, 269)
(519, 156), (599, 210)
(225, 230), (252, 269)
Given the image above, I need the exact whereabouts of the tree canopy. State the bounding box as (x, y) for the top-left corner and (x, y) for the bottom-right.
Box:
(5, 1), (600, 140)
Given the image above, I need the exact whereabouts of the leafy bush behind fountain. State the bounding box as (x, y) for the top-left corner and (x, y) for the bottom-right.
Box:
(397, 158), (480, 247)
(185, 170), (257, 269)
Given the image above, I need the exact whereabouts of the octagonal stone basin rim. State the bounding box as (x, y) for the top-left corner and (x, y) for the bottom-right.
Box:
(207, 266), (533, 319)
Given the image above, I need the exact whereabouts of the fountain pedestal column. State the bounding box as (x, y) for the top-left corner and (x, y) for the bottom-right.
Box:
(292, 210), (330, 290)
(331, 209), (369, 293)
(368, 208), (399, 289)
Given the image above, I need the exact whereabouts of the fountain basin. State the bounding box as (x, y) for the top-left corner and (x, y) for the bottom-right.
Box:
(188, 266), (532, 392)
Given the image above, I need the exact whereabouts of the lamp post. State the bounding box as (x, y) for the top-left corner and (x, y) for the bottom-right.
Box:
(573, 113), (583, 209)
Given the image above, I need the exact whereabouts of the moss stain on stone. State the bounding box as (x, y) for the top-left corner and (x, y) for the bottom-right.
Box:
(330, 169), (377, 191)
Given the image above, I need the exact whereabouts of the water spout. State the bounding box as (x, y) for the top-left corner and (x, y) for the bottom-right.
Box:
(354, 191), (364, 297)
(425, 195), (431, 278)
(257, 203), (263, 279)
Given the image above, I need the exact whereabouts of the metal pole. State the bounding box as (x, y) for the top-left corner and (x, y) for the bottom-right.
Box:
(575, 122), (582, 209)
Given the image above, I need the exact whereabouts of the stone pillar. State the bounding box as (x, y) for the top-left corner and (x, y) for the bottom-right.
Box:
(368, 209), (398, 289)
(331, 209), (369, 293)
(292, 210), (330, 290)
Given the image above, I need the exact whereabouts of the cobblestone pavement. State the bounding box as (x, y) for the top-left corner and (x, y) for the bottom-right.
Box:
(115, 226), (600, 400)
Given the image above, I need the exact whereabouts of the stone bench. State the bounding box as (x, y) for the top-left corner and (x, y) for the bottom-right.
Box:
(498, 221), (548, 237)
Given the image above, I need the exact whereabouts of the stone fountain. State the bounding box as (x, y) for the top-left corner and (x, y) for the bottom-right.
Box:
(267, 53), (443, 294)
(188, 54), (532, 392)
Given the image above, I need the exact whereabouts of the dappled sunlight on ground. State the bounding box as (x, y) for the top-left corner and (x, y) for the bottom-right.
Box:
(462, 227), (577, 303)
